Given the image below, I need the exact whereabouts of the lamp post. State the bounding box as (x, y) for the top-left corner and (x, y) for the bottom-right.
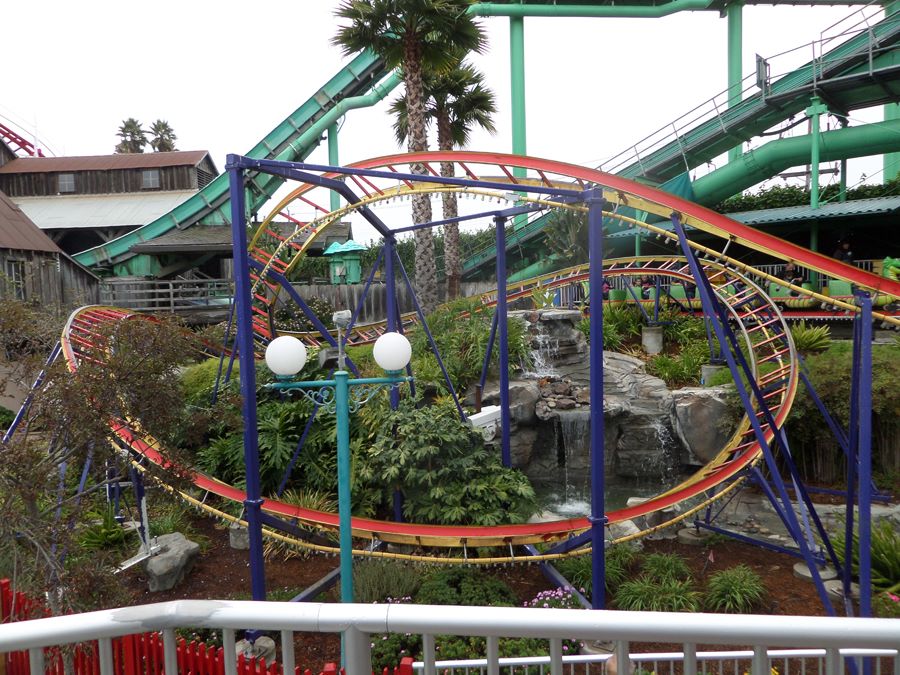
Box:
(264, 326), (412, 605)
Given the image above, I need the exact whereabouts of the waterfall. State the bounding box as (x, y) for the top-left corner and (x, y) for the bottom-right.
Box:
(520, 318), (559, 379)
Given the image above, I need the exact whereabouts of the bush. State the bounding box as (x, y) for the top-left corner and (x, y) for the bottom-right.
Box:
(353, 559), (422, 604)
(615, 576), (700, 612)
(831, 518), (900, 594)
(790, 322), (831, 354)
(79, 507), (127, 552)
(646, 340), (708, 387)
(873, 591), (900, 618)
(416, 567), (517, 607)
(641, 553), (692, 582)
(555, 545), (636, 599)
(357, 398), (537, 526)
(704, 565), (767, 613)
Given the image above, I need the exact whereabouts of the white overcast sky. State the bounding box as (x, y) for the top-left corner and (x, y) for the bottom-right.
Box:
(2, 1), (888, 242)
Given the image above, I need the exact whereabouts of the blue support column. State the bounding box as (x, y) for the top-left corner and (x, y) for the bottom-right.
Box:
(227, 158), (267, 603)
(586, 188), (607, 610)
(856, 293), (873, 618)
(495, 215), (512, 468)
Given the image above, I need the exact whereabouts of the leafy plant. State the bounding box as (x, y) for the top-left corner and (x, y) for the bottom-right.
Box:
(263, 489), (337, 561)
(555, 545), (636, 598)
(646, 340), (708, 387)
(640, 553), (692, 582)
(416, 567), (517, 607)
(531, 287), (556, 309)
(353, 559), (422, 604)
(789, 322), (831, 354)
(704, 564), (767, 613)
(831, 518), (900, 594)
(357, 397), (537, 526)
(79, 507), (127, 551)
(873, 591), (900, 618)
(615, 576), (700, 612)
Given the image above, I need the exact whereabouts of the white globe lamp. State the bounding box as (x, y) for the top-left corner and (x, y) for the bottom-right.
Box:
(372, 332), (412, 373)
(265, 335), (308, 377)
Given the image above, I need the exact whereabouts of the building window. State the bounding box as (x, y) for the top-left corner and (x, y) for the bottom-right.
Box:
(4, 260), (26, 301)
(142, 169), (160, 189)
(58, 173), (75, 193)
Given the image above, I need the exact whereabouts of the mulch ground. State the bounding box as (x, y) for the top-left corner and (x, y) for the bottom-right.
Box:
(125, 513), (829, 668)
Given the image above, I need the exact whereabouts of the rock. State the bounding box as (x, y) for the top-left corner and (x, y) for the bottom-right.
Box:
(547, 399), (557, 408)
(672, 386), (736, 464)
(142, 532), (200, 592)
(236, 636), (276, 662)
(575, 388), (591, 404)
(551, 382), (572, 396)
(556, 398), (576, 410)
(477, 380), (541, 426)
(229, 523), (249, 550)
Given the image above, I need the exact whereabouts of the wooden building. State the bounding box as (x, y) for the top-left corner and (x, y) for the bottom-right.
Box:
(0, 151), (218, 255)
(0, 190), (99, 307)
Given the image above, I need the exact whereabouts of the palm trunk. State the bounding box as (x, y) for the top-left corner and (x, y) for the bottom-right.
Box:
(403, 43), (438, 314)
(437, 111), (460, 300)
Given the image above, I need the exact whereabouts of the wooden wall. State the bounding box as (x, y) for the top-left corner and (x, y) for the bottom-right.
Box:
(0, 165), (202, 197)
(0, 249), (99, 308)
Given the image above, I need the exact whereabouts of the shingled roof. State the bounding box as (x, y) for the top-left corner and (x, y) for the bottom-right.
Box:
(0, 150), (214, 174)
(0, 190), (61, 253)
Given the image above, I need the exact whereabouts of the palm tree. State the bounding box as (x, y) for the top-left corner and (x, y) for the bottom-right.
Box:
(390, 62), (497, 299)
(333, 0), (486, 313)
(149, 120), (178, 152)
(115, 118), (147, 153)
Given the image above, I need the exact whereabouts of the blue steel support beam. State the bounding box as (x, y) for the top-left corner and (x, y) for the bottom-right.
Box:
(855, 292), (874, 619)
(495, 214), (512, 467)
(226, 157), (267, 605)
(586, 188), (607, 610)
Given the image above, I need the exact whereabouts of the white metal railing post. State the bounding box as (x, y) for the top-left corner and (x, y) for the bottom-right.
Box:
(549, 638), (562, 675)
(99, 637), (114, 675)
(486, 636), (499, 675)
(826, 647), (841, 675)
(344, 627), (372, 675)
(163, 628), (178, 675)
(423, 634), (436, 675)
(615, 641), (630, 675)
(223, 628), (238, 675)
(683, 643), (697, 675)
(28, 647), (43, 675)
(281, 629), (295, 675)
(752, 645), (767, 675)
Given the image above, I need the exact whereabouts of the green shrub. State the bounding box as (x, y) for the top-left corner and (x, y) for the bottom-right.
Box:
(704, 564), (767, 613)
(873, 591), (900, 618)
(357, 398), (537, 526)
(615, 576), (700, 612)
(79, 507), (127, 551)
(647, 340), (708, 387)
(604, 305), (642, 342)
(416, 567), (517, 607)
(790, 322), (831, 354)
(0, 407), (15, 431)
(353, 559), (422, 604)
(831, 518), (900, 594)
(641, 553), (692, 582)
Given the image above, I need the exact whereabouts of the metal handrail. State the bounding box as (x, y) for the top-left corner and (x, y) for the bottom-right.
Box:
(2, 600), (898, 675)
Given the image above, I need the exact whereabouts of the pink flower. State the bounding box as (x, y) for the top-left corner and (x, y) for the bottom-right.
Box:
(888, 593), (899, 603)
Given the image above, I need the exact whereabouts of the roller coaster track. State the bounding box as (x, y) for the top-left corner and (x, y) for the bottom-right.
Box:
(59, 255), (793, 560)
(54, 150), (900, 563)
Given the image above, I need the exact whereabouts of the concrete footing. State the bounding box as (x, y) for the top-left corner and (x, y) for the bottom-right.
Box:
(642, 325), (664, 355)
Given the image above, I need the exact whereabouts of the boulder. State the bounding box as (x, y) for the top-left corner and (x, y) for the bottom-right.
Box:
(142, 532), (200, 592)
(672, 387), (736, 464)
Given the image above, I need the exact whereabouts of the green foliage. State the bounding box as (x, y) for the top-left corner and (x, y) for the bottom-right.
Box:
(416, 567), (517, 607)
(409, 299), (529, 392)
(873, 591), (900, 618)
(263, 489), (337, 561)
(358, 398), (537, 525)
(273, 297), (335, 333)
(544, 209), (588, 266)
(646, 340), (709, 387)
(789, 322), (831, 355)
(555, 545), (636, 598)
(353, 559), (422, 604)
(615, 576), (700, 612)
(716, 177), (900, 213)
(704, 564), (767, 613)
(831, 518), (900, 594)
(531, 287), (556, 309)
(79, 507), (127, 551)
(0, 407), (14, 431)
(640, 553), (692, 582)
(180, 357), (238, 408)
(786, 342), (900, 484)
(604, 305), (642, 343)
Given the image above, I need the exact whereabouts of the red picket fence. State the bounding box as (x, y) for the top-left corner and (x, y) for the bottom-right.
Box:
(0, 580), (414, 675)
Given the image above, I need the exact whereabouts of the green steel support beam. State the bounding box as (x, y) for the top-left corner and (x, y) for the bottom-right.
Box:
(884, 0), (900, 180)
(471, 1), (715, 18)
(807, 96), (828, 210)
(510, 15), (527, 227)
(727, 2), (744, 164)
(691, 119), (900, 205)
(329, 122), (341, 212)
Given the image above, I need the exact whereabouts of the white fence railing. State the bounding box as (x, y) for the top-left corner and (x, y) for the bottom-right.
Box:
(1, 600), (898, 675)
